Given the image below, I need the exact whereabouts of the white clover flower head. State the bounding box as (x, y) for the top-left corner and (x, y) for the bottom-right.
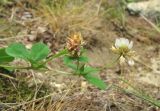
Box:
(112, 38), (134, 56)
(115, 38), (133, 50)
(111, 38), (135, 66)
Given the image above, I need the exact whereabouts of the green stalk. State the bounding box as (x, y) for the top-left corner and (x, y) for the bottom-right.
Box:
(0, 64), (31, 70)
(41, 49), (68, 65)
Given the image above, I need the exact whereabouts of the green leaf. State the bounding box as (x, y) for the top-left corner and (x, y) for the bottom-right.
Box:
(66, 63), (77, 70)
(29, 42), (50, 62)
(63, 56), (74, 64)
(84, 74), (107, 90)
(79, 64), (85, 73)
(0, 48), (14, 63)
(63, 56), (88, 64)
(78, 66), (99, 75)
(83, 66), (99, 75)
(31, 63), (47, 70)
(6, 43), (29, 60)
(63, 56), (77, 70)
(78, 56), (88, 62)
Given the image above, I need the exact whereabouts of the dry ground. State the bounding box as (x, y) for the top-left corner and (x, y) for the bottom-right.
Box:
(0, 0), (160, 111)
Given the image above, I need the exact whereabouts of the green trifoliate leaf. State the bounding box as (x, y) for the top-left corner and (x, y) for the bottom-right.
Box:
(6, 43), (29, 60)
(0, 48), (14, 63)
(29, 42), (50, 62)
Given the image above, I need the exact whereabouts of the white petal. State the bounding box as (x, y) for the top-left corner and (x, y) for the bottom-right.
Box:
(123, 38), (129, 46)
(121, 38), (129, 46)
(125, 39), (130, 46)
(115, 38), (121, 48)
(115, 38), (132, 48)
(128, 41), (133, 49)
(128, 59), (134, 66)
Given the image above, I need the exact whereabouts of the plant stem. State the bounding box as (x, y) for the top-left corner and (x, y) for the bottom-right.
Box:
(41, 49), (68, 66)
(0, 73), (17, 80)
(0, 64), (31, 70)
(75, 59), (80, 75)
(100, 54), (160, 107)
(99, 55), (121, 71)
(113, 84), (160, 107)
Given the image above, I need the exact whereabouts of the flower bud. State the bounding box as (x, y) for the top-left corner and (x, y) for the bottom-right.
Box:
(66, 32), (84, 57)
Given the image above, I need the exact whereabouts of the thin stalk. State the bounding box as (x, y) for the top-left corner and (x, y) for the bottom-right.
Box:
(119, 66), (160, 107)
(77, 60), (79, 70)
(75, 59), (80, 75)
(0, 73), (17, 80)
(119, 77), (160, 106)
(113, 84), (160, 107)
(100, 55), (121, 71)
(117, 57), (160, 108)
(0, 64), (31, 70)
(40, 49), (68, 65)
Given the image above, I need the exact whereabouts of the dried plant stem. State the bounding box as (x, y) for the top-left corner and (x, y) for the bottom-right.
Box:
(6, 93), (56, 111)
(141, 14), (160, 34)
(31, 71), (38, 110)
(0, 73), (17, 80)
(116, 76), (160, 108)
(100, 55), (121, 71)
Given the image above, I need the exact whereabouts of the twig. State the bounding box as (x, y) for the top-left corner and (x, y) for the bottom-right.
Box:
(31, 70), (38, 110)
(6, 93), (56, 111)
(113, 84), (160, 108)
(0, 73), (17, 80)
(133, 57), (153, 70)
(0, 64), (31, 70)
(140, 14), (160, 34)
(96, 0), (102, 16)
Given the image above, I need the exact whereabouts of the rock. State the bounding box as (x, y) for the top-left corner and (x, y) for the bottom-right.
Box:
(127, 0), (160, 18)
(21, 11), (33, 20)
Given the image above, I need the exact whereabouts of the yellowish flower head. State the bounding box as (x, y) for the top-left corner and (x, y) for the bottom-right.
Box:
(66, 32), (84, 57)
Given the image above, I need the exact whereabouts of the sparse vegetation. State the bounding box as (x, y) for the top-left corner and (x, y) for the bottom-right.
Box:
(0, 0), (160, 111)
